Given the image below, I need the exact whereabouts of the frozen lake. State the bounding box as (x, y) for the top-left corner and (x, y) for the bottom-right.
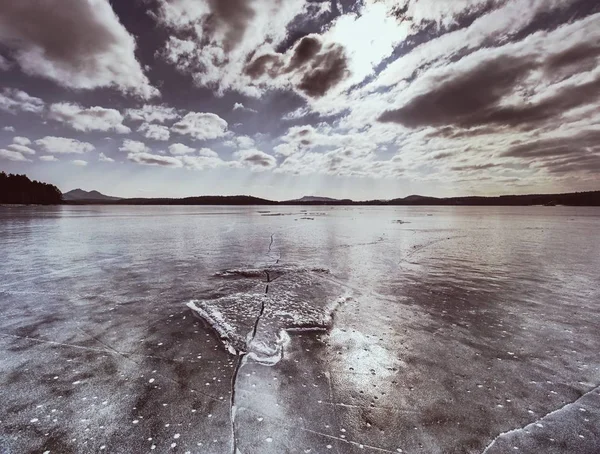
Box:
(1, 205), (599, 454)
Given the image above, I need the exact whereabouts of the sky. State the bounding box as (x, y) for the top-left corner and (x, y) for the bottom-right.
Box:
(0, 0), (599, 200)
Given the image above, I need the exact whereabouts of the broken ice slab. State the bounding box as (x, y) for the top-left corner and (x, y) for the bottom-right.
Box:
(187, 265), (350, 364)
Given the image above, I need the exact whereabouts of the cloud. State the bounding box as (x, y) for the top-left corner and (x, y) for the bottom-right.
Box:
(138, 122), (170, 141)
(3, 126), (15, 132)
(155, 0), (311, 96)
(168, 143), (195, 155)
(99, 152), (114, 162)
(126, 105), (180, 123)
(236, 136), (255, 149)
(35, 136), (95, 154)
(167, 143), (219, 157)
(0, 0), (158, 98)
(13, 136), (31, 146)
(171, 112), (228, 140)
(233, 148), (276, 171)
(49, 103), (131, 133)
(128, 151), (183, 168)
(122, 139), (183, 167)
(276, 146), (402, 178)
(0, 88), (44, 114)
(119, 139), (149, 154)
(233, 102), (257, 113)
(0, 149), (30, 161)
(0, 54), (10, 70)
(72, 159), (88, 166)
(180, 154), (226, 170)
(39, 155), (58, 162)
(243, 36), (350, 98)
(7, 143), (36, 155)
(123, 139), (225, 169)
(378, 54), (537, 128)
(499, 130), (600, 175)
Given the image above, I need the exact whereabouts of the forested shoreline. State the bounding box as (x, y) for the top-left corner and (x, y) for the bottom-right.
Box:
(0, 172), (62, 205)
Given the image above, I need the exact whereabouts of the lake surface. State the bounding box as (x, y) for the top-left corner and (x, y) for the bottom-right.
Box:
(1, 205), (599, 454)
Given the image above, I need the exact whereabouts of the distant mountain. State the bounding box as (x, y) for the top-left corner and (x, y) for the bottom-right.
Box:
(297, 196), (338, 202)
(287, 196), (354, 204)
(63, 189), (120, 201)
(113, 195), (277, 205)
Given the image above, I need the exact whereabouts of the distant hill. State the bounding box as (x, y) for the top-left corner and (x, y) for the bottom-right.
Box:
(117, 195), (277, 205)
(286, 195), (354, 205)
(0, 171), (62, 205)
(63, 189), (120, 201)
(293, 196), (342, 203)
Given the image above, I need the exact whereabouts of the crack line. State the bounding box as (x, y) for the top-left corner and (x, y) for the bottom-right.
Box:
(481, 384), (600, 453)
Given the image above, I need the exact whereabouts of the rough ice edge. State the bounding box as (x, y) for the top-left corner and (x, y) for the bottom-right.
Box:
(481, 384), (600, 453)
(186, 300), (240, 355)
(215, 265), (330, 278)
(186, 294), (351, 365)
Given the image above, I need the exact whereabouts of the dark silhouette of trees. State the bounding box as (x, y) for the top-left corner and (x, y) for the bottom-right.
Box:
(0, 171), (62, 204)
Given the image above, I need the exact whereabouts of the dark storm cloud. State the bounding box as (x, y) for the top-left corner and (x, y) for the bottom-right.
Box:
(378, 55), (536, 128)
(244, 35), (350, 98)
(285, 36), (323, 72)
(205, 0), (256, 51)
(244, 54), (285, 78)
(378, 39), (600, 131)
(297, 44), (349, 97)
(432, 151), (455, 160)
(502, 129), (600, 159)
(544, 42), (600, 72)
(0, 0), (155, 97)
(450, 163), (499, 171)
(501, 129), (600, 175)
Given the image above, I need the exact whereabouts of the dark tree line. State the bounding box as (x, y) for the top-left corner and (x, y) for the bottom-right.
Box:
(0, 172), (62, 205)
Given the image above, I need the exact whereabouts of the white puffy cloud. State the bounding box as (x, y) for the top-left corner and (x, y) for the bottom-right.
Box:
(167, 143), (220, 158)
(126, 105), (180, 123)
(236, 136), (255, 149)
(48, 103), (130, 133)
(40, 155), (58, 162)
(119, 139), (150, 154)
(171, 112), (228, 141)
(138, 122), (170, 141)
(233, 148), (277, 171)
(99, 152), (114, 162)
(0, 149), (30, 161)
(35, 136), (95, 154)
(0, 0), (158, 98)
(13, 136), (31, 146)
(72, 159), (88, 166)
(198, 148), (219, 157)
(0, 88), (44, 114)
(7, 144), (36, 155)
(168, 143), (195, 155)
(233, 102), (257, 113)
(3, 126), (15, 132)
